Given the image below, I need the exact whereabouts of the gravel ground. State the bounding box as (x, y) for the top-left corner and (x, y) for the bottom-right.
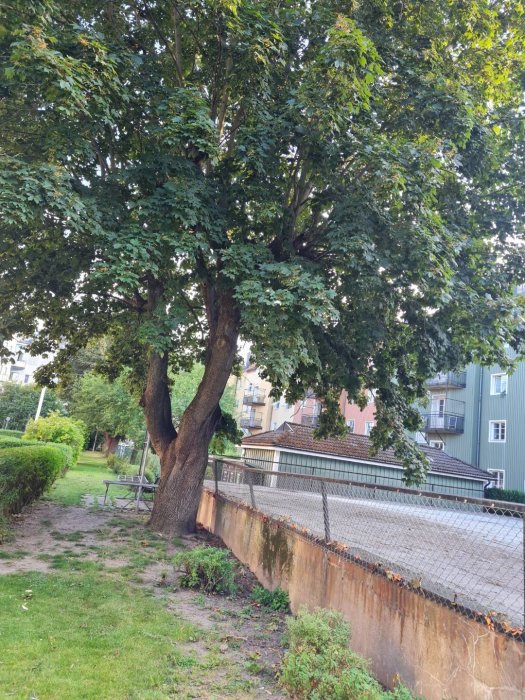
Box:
(207, 480), (525, 626)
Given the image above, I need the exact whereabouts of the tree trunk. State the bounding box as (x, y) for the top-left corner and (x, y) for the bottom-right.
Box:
(102, 432), (119, 455)
(144, 287), (240, 536)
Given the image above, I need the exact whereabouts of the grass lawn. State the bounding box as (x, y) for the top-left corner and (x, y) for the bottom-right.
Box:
(0, 571), (199, 699)
(44, 450), (110, 506)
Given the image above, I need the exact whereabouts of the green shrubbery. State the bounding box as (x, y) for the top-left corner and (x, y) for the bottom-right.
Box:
(0, 445), (66, 517)
(280, 608), (417, 700)
(23, 413), (86, 462)
(0, 437), (40, 450)
(0, 429), (23, 439)
(0, 437), (73, 476)
(251, 585), (290, 611)
(485, 487), (525, 505)
(174, 546), (236, 594)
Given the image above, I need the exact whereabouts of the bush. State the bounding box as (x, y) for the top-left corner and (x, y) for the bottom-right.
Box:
(251, 585), (290, 611)
(106, 454), (133, 475)
(0, 429), (23, 439)
(0, 437), (40, 450)
(174, 546), (236, 594)
(23, 412), (86, 462)
(0, 445), (66, 516)
(484, 487), (525, 505)
(0, 437), (73, 475)
(280, 608), (418, 700)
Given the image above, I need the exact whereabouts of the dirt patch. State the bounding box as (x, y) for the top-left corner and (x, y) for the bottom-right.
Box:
(0, 501), (287, 699)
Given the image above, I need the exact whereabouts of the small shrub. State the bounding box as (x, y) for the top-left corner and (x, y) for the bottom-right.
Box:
(0, 445), (66, 517)
(280, 608), (418, 700)
(23, 413), (86, 462)
(0, 429), (23, 439)
(107, 454), (133, 475)
(0, 437), (40, 450)
(251, 585), (290, 611)
(174, 546), (236, 594)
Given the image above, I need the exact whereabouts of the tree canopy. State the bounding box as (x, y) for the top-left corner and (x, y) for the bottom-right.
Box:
(1, 0), (525, 531)
(68, 371), (145, 445)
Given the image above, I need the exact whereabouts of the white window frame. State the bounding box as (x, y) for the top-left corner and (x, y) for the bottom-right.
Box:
(489, 420), (506, 443)
(490, 373), (508, 396)
(487, 469), (505, 489)
(346, 419), (355, 433)
(364, 421), (375, 436)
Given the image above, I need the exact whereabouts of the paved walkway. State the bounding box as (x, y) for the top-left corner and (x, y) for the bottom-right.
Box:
(207, 481), (524, 625)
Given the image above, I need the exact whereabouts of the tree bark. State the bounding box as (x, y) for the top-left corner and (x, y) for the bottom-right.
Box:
(102, 433), (119, 455)
(145, 288), (240, 536)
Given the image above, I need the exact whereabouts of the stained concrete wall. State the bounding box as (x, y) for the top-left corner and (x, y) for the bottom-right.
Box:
(198, 489), (525, 700)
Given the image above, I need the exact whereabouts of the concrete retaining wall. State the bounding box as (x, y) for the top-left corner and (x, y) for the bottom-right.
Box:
(197, 489), (525, 700)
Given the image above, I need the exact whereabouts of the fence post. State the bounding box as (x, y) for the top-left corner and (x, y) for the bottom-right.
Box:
(247, 469), (256, 509)
(321, 481), (331, 542)
(214, 459), (219, 495)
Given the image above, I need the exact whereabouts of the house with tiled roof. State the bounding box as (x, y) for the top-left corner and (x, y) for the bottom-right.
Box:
(241, 422), (492, 498)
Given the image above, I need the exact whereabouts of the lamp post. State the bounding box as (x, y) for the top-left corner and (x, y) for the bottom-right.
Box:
(34, 387), (47, 421)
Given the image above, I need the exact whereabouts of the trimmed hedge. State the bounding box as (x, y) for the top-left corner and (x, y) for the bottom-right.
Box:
(0, 445), (66, 515)
(0, 437), (40, 450)
(484, 487), (525, 505)
(0, 429), (24, 439)
(0, 437), (72, 474)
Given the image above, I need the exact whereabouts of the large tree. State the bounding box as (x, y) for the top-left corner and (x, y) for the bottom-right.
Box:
(1, 1), (525, 534)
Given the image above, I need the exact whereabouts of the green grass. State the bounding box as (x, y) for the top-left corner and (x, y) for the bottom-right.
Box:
(0, 571), (200, 699)
(44, 451), (110, 506)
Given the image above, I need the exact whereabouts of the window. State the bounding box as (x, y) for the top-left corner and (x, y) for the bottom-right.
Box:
(429, 441), (444, 450)
(489, 420), (506, 443)
(490, 373), (508, 395)
(364, 421), (375, 436)
(346, 419), (355, 433)
(488, 469), (505, 489)
(271, 421), (277, 431)
(272, 400), (280, 409)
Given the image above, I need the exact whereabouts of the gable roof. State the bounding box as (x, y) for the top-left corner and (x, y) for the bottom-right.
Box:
(242, 422), (491, 482)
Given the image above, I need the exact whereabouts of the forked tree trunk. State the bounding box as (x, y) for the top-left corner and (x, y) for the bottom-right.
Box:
(143, 289), (239, 536)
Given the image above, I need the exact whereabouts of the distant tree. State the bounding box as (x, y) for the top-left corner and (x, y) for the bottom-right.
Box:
(69, 372), (145, 454)
(0, 382), (65, 431)
(170, 364), (240, 454)
(2, 1), (525, 535)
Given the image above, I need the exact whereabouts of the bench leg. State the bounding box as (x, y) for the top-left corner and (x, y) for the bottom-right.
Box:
(103, 484), (110, 505)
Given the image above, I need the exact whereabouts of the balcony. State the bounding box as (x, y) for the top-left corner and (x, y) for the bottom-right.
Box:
(301, 414), (320, 428)
(426, 372), (466, 389)
(240, 412), (263, 429)
(243, 390), (266, 406)
(422, 398), (465, 434)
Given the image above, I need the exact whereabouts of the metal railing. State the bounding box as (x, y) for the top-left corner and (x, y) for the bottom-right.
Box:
(207, 458), (525, 631)
(240, 412), (263, 429)
(300, 414), (320, 427)
(427, 372), (467, 389)
(243, 390), (266, 406)
(422, 412), (465, 434)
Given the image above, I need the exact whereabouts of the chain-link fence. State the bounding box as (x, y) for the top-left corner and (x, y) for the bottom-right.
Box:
(206, 458), (525, 631)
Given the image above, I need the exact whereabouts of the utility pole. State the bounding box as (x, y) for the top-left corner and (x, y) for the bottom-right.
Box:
(34, 387), (46, 421)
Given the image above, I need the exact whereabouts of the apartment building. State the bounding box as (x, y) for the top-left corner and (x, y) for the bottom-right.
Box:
(418, 363), (525, 492)
(233, 357), (376, 437)
(0, 338), (49, 385)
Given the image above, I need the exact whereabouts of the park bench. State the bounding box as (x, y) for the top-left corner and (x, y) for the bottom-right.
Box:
(102, 474), (158, 512)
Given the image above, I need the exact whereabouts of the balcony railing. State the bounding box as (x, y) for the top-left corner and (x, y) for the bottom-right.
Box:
(243, 390), (266, 406)
(423, 413), (465, 434)
(426, 372), (466, 389)
(301, 415), (320, 428)
(240, 412), (263, 429)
